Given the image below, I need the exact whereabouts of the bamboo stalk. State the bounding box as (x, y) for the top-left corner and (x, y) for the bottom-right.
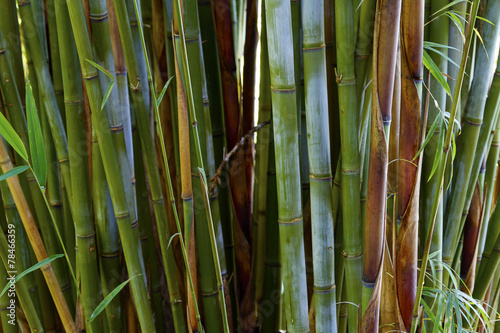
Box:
(18, 0), (73, 211)
(362, 0), (400, 328)
(443, 0), (500, 284)
(65, 1), (156, 330)
(264, 0), (309, 331)
(302, 0), (337, 330)
(397, 0), (424, 330)
(335, 0), (362, 330)
(0, 139), (75, 331)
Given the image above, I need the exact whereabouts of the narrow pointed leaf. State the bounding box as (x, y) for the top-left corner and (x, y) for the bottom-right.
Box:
(0, 113), (28, 163)
(26, 80), (47, 188)
(90, 276), (137, 322)
(423, 50), (451, 97)
(156, 76), (175, 109)
(0, 165), (29, 182)
(0, 254), (64, 297)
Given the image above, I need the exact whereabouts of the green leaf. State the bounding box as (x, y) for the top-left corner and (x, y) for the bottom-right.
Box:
(0, 165), (29, 182)
(423, 50), (452, 97)
(428, 122), (445, 181)
(167, 233), (180, 250)
(156, 76), (175, 109)
(101, 82), (115, 112)
(86, 59), (114, 81)
(431, 0), (467, 17)
(90, 276), (137, 322)
(424, 44), (460, 69)
(414, 115), (441, 161)
(0, 113), (28, 162)
(0, 254), (64, 297)
(26, 79), (47, 188)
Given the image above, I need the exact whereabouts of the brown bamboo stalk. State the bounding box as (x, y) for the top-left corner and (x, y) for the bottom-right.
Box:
(0, 140), (75, 332)
(396, 0), (424, 330)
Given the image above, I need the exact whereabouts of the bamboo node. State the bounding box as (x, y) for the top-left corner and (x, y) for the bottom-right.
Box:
(76, 231), (96, 239)
(309, 175), (332, 181)
(0, 49), (6, 55)
(100, 252), (120, 259)
(201, 290), (218, 297)
(89, 11), (109, 22)
(464, 118), (483, 127)
(58, 158), (69, 164)
(342, 168), (360, 175)
(278, 217), (303, 225)
(302, 44), (326, 52)
(110, 125), (124, 133)
(270, 86), (296, 93)
(313, 284), (336, 294)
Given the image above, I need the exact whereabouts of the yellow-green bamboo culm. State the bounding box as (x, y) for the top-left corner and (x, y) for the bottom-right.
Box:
(265, 0), (309, 331)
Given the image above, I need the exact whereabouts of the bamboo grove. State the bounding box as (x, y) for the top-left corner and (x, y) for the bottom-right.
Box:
(0, 0), (499, 331)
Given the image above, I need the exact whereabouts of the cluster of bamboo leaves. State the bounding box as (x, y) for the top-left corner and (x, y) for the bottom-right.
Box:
(0, 0), (499, 332)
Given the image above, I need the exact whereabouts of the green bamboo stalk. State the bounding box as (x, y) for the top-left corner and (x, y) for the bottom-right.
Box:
(443, 0), (500, 285)
(198, 1), (238, 325)
(0, 0), (24, 99)
(421, 0), (449, 303)
(354, 0), (376, 105)
(0, 221), (44, 332)
(410, 1), (481, 331)
(54, 1), (106, 330)
(253, 2), (272, 324)
(173, 1), (229, 331)
(40, 102), (75, 312)
(477, 63), (500, 267)
(18, 0), (73, 210)
(265, 1), (309, 331)
(335, 0), (362, 330)
(446, 0), (466, 122)
(0, 263), (16, 333)
(0, 167), (42, 328)
(92, 130), (122, 333)
(64, 1), (156, 331)
(110, 0), (190, 331)
(302, 0), (337, 330)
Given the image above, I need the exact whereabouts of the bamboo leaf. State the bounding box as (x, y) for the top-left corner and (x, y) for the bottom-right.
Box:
(0, 254), (64, 297)
(429, 123), (445, 181)
(431, 0), (467, 17)
(86, 59), (114, 81)
(156, 76), (175, 109)
(101, 82), (115, 112)
(90, 276), (137, 322)
(0, 165), (29, 182)
(26, 79), (47, 189)
(0, 114), (28, 163)
(414, 115), (441, 161)
(423, 50), (452, 97)
(424, 45), (460, 69)
(167, 233), (180, 250)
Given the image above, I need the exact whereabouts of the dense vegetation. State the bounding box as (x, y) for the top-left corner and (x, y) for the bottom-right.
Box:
(0, 0), (499, 332)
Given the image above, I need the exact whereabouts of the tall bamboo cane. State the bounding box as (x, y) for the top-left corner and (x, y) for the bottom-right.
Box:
(265, 0), (309, 331)
(0, 139), (75, 331)
(443, 0), (500, 284)
(362, 1), (400, 330)
(65, 1), (156, 330)
(302, 0), (337, 330)
(17, 0), (73, 210)
(397, 0), (423, 330)
(335, 0), (362, 330)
